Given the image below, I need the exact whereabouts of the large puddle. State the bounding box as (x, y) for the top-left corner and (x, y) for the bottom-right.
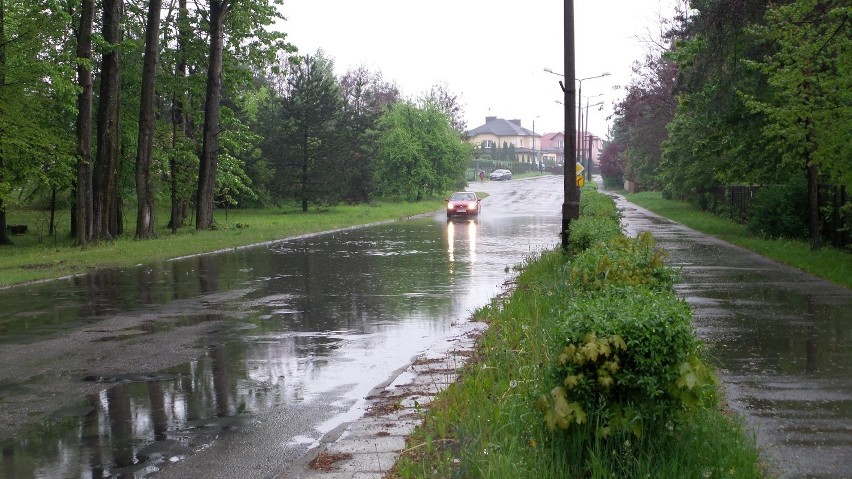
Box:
(0, 177), (564, 478)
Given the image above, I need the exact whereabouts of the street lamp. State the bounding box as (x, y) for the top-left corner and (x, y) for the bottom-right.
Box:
(575, 73), (610, 162)
(532, 115), (541, 168)
(545, 68), (610, 162)
(578, 93), (603, 170)
(584, 101), (603, 182)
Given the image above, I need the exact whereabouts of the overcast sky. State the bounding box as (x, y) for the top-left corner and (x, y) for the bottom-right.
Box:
(278, 0), (678, 139)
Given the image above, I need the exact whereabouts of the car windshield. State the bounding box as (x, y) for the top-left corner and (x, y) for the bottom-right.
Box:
(451, 193), (474, 201)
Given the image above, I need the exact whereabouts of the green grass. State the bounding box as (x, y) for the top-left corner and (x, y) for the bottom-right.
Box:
(0, 199), (445, 287)
(626, 191), (851, 289)
(391, 248), (765, 479)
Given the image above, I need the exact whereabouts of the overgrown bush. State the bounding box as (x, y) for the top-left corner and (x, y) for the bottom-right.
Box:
(567, 216), (623, 254)
(541, 191), (714, 446)
(747, 175), (807, 239)
(569, 232), (679, 293)
(538, 289), (716, 438)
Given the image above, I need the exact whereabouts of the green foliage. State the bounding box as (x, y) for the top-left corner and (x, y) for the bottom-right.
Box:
(567, 189), (625, 254)
(538, 289), (716, 438)
(742, 0), (852, 190)
(580, 189), (621, 221)
(540, 191), (712, 445)
(258, 52), (345, 209)
(746, 176), (808, 240)
(569, 232), (678, 293)
(567, 216), (622, 254)
(372, 102), (470, 200)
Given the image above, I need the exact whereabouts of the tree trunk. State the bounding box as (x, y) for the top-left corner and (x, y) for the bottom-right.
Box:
(169, 0), (191, 233)
(807, 162), (820, 249)
(0, 0), (11, 246)
(93, 0), (123, 240)
(75, 0), (94, 245)
(196, 0), (230, 230)
(804, 69), (821, 250)
(134, 0), (162, 239)
(49, 187), (56, 236)
(301, 126), (308, 212)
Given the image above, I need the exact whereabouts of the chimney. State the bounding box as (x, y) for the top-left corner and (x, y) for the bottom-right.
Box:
(486, 116), (497, 123)
(509, 119), (521, 126)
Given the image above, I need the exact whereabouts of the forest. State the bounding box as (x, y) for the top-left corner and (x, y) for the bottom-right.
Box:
(0, 0), (471, 246)
(599, 0), (850, 250)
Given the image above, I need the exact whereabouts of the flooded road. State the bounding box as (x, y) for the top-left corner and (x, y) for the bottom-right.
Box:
(0, 176), (564, 478)
(613, 192), (852, 479)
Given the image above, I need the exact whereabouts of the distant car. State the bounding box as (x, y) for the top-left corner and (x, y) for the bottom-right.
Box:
(489, 169), (512, 181)
(446, 191), (482, 218)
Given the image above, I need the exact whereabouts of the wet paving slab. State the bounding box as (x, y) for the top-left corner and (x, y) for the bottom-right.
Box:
(613, 193), (852, 479)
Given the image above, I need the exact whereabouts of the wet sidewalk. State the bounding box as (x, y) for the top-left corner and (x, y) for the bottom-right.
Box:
(612, 193), (852, 479)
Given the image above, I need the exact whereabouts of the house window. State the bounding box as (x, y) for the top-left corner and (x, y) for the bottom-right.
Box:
(481, 140), (495, 148)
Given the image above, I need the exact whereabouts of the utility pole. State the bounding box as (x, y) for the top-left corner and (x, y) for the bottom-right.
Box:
(561, 0), (577, 251)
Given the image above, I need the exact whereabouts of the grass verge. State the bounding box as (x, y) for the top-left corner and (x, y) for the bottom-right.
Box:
(626, 191), (851, 289)
(0, 199), (445, 288)
(390, 190), (765, 479)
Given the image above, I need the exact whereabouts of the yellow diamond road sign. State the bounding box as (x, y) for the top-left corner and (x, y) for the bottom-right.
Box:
(575, 161), (585, 175)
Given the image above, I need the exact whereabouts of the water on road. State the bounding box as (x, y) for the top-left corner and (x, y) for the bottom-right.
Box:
(0, 176), (563, 478)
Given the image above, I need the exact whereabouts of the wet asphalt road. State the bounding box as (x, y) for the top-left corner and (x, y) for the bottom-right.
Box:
(0, 176), (564, 478)
(611, 190), (852, 479)
(1, 176), (849, 478)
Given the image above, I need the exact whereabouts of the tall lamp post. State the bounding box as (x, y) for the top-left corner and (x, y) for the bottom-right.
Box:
(532, 115), (541, 169)
(576, 73), (609, 163)
(544, 62), (609, 250)
(584, 100), (603, 182)
(561, 1), (577, 250)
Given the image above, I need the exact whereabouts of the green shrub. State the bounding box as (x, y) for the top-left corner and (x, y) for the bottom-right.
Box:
(569, 232), (679, 293)
(567, 190), (626, 254)
(537, 288), (716, 438)
(568, 215), (623, 254)
(580, 190), (621, 221)
(746, 176), (808, 240)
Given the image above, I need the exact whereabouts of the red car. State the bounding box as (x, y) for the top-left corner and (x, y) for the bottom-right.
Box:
(446, 191), (481, 218)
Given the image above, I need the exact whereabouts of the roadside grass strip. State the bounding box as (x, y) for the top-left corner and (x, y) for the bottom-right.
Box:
(391, 189), (765, 479)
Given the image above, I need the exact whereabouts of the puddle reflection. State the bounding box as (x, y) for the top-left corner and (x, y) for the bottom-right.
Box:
(0, 177), (568, 478)
(446, 219), (478, 265)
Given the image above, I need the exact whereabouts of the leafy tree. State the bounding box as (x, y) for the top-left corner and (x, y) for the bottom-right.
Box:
(373, 102), (470, 200)
(196, 0), (230, 230)
(0, 0), (76, 245)
(598, 118), (628, 188)
(661, 0), (781, 206)
(260, 52), (345, 211)
(93, 0), (123, 240)
(741, 0), (851, 248)
(196, 0), (293, 229)
(417, 82), (467, 138)
(134, 0), (162, 239)
(614, 50), (678, 191)
(73, 0), (94, 245)
(338, 65), (400, 202)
